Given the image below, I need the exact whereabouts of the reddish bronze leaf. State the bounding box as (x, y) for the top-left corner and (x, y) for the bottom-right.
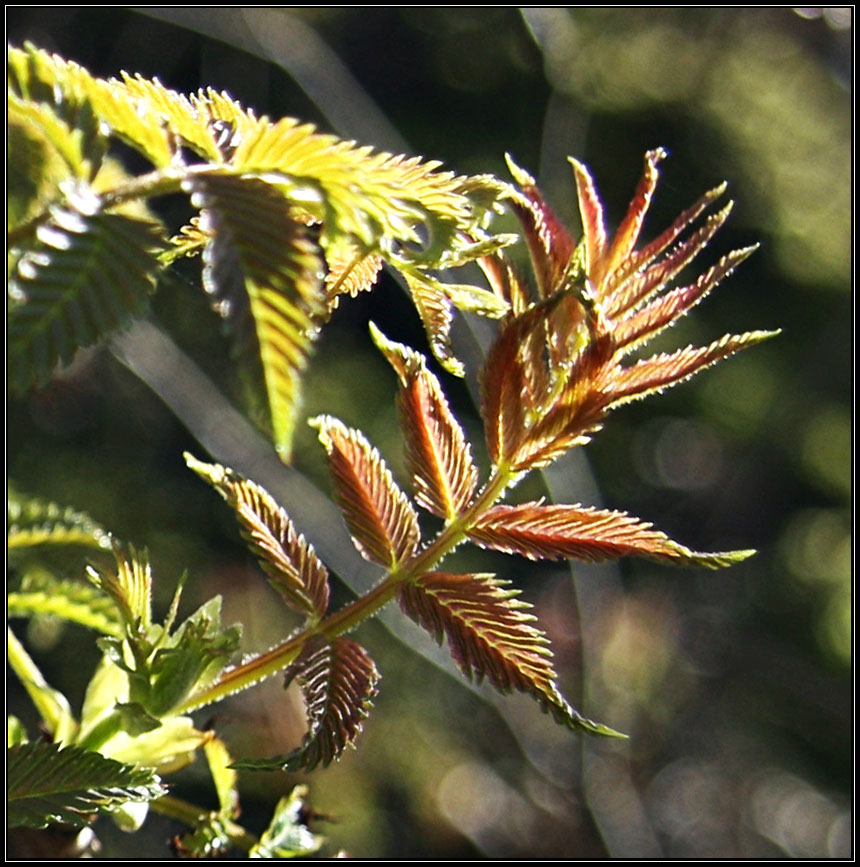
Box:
(505, 155), (576, 298)
(469, 502), (755, 568)
(372, 327), (478, 519)
(282, 636), (380, 771)
(606, 182), (729, 299)
(604, 201), (733, 320)
(399, 572), (622, 735)
(604, 330), (778, 408)
(614, 245), (758, 353)
(596, 147), (666, 291)
(185, 455), (329, 619)
(569, 157), (608, 282)
(311, 415), (420, 568)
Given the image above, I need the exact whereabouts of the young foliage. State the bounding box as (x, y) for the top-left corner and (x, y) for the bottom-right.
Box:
(8, 41), (510, 460)
(311, 415), (421, 568)
(7, 42), (776, 857)
(186, 455), (330, 621)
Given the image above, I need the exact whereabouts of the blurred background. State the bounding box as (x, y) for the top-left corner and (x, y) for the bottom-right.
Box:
(7, 8), (852, 859)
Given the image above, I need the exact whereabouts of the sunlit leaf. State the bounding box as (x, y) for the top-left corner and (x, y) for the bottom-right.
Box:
(372, 325), (478, 519)
(186, 454), (330, 620)
(505, 154), (576, 298)
(605, 330), (780, 408)
(311, 415), (420, 568)
(7, 494), (112, 551)
(8, 198), (167, 396)
(614, 245), (759, 353)
(470, 502), (756, 568)
(7, 626), (77, 743)
(191, 172), (326, 460)
(118, 73), (220, 161)
(250, 786), (324, 858)
(8, 575), (121, 637)
(7, 741), (165, 829)
(86, 544), (153, 633)
(234, 637), (380, 772)
(8, 43), (173, 167)
(399, 572), (622, 736)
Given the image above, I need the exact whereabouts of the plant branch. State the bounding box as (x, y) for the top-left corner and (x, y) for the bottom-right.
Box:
(177, 462), (517, 713)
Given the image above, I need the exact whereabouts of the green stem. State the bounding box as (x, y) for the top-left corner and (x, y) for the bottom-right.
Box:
(178, 463), (517, 714)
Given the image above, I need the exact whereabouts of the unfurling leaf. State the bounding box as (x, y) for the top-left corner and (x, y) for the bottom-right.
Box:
(372, 325), (478, 520)
(86, 544), (153, 634)
(7, 741), (166, 829)
(185, 454), (330, 620)
(398, 572), (623, 736)
(469, 503), (755, 568)
(250, 785), (324, 858)
(286, 637), (379, 770)
(311, 416), (420, 568)
(234, 637), (380, 772)
(191, 172), (326, 461)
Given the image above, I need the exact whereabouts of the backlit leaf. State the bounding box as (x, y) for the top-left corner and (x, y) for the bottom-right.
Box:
(235, 637), (380, 772)
(399, 572), (622, 736)
(185, 454), (330, 620)
(605, 330), (780, 408)
(311, 416), (420, 568)
(250, 786), (324, 858)
(7, 494), (112, 551)
(9, 198), (166, 396)
(191, 172), (326, 460)
(470, 502), (756, 568)
(372, 326), (479, 520)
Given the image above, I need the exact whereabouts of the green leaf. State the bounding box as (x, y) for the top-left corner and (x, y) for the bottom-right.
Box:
(250, 786), (324, 859)
(86, 545), (153, 634)
(7, 44), (109, 182)
(7, 626), (77, 743)
(8, 195), (167, 395)
(7, 493), (112, 551)
(172, 813), (234, 859)
(8, 574), (121, 637)
(8, 716), (29, 748)
(146, 596), (242, 717)
(8, 43), (173, 168)
(7, 741), (166, 829)
(190, 172), (326, 460)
